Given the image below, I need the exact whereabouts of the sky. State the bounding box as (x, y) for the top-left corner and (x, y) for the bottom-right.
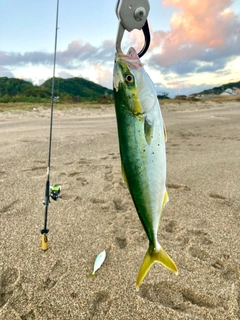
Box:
(0, 0), (240, 97)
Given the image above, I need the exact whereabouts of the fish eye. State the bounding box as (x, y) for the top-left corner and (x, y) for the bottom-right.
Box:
(125, 74), (134, 84)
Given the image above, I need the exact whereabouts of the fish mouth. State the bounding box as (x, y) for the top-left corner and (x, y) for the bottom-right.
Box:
(113, 60), (124, 92)
(116, 47), (143, 70)
(113, 54), (130, 92)
(113, 48), (142, 92)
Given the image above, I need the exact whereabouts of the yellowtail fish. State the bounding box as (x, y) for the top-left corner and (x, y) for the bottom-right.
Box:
(113, 47), (178, 289)
(89, 250), (106, 277)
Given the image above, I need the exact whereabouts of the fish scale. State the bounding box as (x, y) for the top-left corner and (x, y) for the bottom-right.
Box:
(113, 47), (178, 289)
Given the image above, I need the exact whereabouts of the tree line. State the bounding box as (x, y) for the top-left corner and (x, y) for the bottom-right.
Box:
(0, 77), (113, 103)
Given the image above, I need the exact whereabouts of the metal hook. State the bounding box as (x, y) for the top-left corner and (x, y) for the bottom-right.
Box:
(138, 20), (150, 58)
(116, 20), (150, 58)
(115, 0), (151, 57)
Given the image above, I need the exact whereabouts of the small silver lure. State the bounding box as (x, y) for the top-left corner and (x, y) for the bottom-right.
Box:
(89, 250), (106, 277)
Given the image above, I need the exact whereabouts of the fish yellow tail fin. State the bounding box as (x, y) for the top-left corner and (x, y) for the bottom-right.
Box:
(136, 245), (178, 290)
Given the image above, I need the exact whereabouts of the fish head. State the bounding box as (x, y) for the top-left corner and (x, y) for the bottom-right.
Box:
(113, 47), (155, 115)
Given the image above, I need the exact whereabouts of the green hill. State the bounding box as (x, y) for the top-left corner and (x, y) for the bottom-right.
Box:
(40, 77), (112, 101)
(199, 81), (240, 95)
(0, 77), (113, 103)
(0, 77), (34, 96)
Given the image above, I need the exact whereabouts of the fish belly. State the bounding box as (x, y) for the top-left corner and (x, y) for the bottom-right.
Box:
(116, 104), (165, 245)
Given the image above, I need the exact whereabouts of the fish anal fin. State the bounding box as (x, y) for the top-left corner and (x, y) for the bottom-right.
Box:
(121, 161), (129, 189)
(144, 117), (154, 145)
(158, 190), (169, 228)
(162, 189), (169, 210)
(163, 121), (167, 142)
(136, 245), (178, 290)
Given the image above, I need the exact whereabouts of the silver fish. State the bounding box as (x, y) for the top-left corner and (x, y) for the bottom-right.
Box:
(113, 47), (178, 289)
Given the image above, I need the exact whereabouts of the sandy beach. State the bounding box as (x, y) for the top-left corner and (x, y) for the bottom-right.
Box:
(0, 100), (240, 320)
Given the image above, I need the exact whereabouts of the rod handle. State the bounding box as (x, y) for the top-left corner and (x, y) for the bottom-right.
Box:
(41, 230), (49, 251)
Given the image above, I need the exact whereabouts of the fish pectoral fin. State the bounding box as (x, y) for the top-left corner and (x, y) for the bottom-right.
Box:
(144, 116), (154, 145)
(136, 245), (178, 290)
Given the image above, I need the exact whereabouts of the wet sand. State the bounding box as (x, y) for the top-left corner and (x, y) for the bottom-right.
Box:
(0, 101), (240, 319)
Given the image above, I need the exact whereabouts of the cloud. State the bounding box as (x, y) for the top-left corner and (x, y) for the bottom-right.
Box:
(57, 70), (75, 78)
(0, 39), (115, 71)
(148, 0), (240, 76)
(155, 81), (213, 98)
(94, 63), (113, 89)
(0, 66), (14, 78)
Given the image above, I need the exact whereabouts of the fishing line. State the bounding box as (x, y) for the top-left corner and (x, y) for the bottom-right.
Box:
(51, 78), (61, 166)
(41, 0), (60, 251)
(53, 50), (62, 188)
(55, 54), (61, 153)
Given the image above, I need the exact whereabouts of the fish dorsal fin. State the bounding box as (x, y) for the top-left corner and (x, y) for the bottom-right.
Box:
(121, 161), (129, 190)
(163, 121), (167, 142)
(144, 116), (154, 145)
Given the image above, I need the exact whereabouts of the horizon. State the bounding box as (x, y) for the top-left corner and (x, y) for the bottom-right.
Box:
(2, 75), (239, 99)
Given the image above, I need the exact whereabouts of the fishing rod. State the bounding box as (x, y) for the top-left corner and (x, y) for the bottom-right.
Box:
(41, 0), (60, 251)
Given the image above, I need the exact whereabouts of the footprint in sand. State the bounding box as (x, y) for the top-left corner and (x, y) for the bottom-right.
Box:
(0, 267), (19, 307)
(167, 183), (191, 191)
(76, 177), (89, 186)
(181, 287), (219, 309)
(139, 281), (221, 314)
(22, 166), (46, 172)
(63, 161), (75, 165)
(90, 291), (112, 319)
(113, 198), (129, 212)
(177, 228), (213, 247)
(175, 228), (213, 264)
(8, 289), (32, 317)
(104, 165), (113, 182)
(115, 236), (127, 249)
(68, 170), (89, 186)
(209, 193), (235, 207)
(164, 220), (178, 233)
(0, 200), (19, 214)
(101, 152), (119, 161)
(139, 281), (184, 311)
(219, 260), (240, 282)
(78, 158), (91, 165)
(40, 260), (68, 291)
(209, 192), (227, 200)
(74, 195), (82, 202)
(188, 246), (210, 262)
(90, 197), (105, 204)
(20, 309), (36, 320)
(68, 171), (82, 177)
(188, 229), (213, 246)
(183, 229), (213, 261)
(34, 160), (46, 164)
